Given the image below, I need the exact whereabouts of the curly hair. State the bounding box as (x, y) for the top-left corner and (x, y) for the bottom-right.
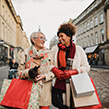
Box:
(57, 22), (77, 38)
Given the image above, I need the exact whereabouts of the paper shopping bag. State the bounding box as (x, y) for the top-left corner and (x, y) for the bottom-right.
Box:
(70, 78), (102, 108)
(0, 78), (32, 109)
(71, 72), (95, 98)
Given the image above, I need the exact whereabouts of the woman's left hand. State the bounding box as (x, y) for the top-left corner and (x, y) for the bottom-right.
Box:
(34, 74), (45, 82)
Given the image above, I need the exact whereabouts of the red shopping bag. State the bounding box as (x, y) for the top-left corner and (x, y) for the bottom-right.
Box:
(0, 78), (32, 109)
(76, 78), (102, 109)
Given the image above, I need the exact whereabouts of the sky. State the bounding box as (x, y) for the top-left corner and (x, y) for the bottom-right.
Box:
(11, 0), (94, 48)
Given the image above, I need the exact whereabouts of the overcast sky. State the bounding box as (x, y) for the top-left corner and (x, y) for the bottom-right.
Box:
(11, 0), (94, 48)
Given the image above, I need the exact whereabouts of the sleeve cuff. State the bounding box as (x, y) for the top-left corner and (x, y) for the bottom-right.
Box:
(76, 68), (83, 74)
(50, 65), (55, 71)
(44, 71), (55, 82)
(21, 69), (29, 78)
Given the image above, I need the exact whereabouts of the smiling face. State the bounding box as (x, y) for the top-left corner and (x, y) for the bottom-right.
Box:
(58, 32), (71, 46)
(32, 33), (46, 50)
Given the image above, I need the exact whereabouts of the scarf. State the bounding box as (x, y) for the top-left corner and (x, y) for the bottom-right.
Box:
(25, 45), (49, 70)
(58, 40), (76, 68)
(23, 45), (49, 108)
(54, 40), (76, 92)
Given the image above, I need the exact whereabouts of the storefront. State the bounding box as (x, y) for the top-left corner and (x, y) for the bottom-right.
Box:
(0, 40), (14, 67)
(0, 40), (8, 66)
(10, 47), (14, 59)
(85, 45), (99, 65)
(98, 40), (109, 65)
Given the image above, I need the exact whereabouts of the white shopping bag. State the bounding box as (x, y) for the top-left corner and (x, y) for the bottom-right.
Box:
(71, 72), (95, 98)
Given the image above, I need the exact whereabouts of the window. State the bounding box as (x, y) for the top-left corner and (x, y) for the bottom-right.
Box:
(80, 27), (82, 34)
(87, 35), (90, 46)
(81, 26), (83, 34)
(7, 28), (9, 43)
(87, 9), (89, 14)
(100, 13), (104, 23)
(81, 38), (83, 47)
(84, 24), (86, 32)
(84, 37), (86, 47)
(1, 23), (4, 39)
(78, 27), (80, 35)
(101, 29), (104, 43)
(79, 39), (80, 45)
(9, 30), (10, 44)
(13, 34), (16, 46)
(2, 5), (4, 17)
(99, 0), (102, 3)
(91, 34), (94, 45)
(95, 32), (98, 44)
(94, 3), (97, 7)
(95, 17), (98, 26)
(5, 26), (7, 41)
(77, 40), (78, 44)
(87, 22), (89, 30)
(90, 20), (93, 29)
(10, 32), (12, 44)
(90, 6), (92, 11)
(8, 13), (10, 23)
(5, 11), (7, 20)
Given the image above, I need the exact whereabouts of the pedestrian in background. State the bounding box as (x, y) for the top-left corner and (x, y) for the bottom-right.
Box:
(8, 58), (19, 79)
(50, 22), (90, 109)
(17, 31), (55, 109)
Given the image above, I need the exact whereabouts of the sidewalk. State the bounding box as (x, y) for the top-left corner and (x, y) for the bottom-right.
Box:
(91, 65), (109, 69)
(0, 65), (9, 70)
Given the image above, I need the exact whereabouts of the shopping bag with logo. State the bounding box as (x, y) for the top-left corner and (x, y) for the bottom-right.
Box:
(0, 78), (32, 109)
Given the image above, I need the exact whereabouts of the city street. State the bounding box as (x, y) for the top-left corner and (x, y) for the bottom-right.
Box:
(88, 67), (109, 108)
(0, 0), (109, 109)
(0, 66), (9, 91)
(0, 66), (109, 109)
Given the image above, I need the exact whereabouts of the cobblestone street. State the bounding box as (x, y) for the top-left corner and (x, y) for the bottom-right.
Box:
(50, 68), (109, 109)
(88, 68), (109, 108)
(0, 66), (109, 109)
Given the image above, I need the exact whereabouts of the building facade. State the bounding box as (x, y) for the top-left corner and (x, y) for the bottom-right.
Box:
(72, 0), (109, 65)
(0, 0), (30, 66)
(49, 35), (59, 50)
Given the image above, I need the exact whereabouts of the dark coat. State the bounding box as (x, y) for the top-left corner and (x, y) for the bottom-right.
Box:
(9, 61), (19, 69)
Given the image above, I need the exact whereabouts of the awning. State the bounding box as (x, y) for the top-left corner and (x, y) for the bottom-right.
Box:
(85, 45), (98, 54)
(3, 44), (10, 48)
